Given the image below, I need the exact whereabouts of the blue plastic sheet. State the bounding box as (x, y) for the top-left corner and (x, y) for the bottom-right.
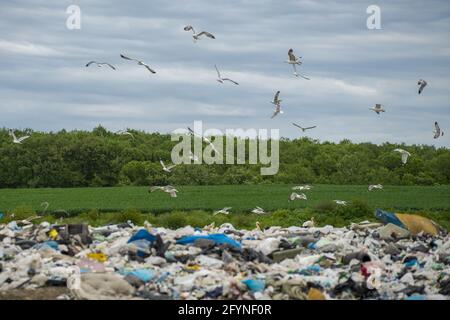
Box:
(374, 208), (406, 228)
(176, 233), (241, 249)
(33, 241), (59, 251)
(241, 279), (265, 292)
(127, 229), (156, 244)
(127, 269), (155, 282)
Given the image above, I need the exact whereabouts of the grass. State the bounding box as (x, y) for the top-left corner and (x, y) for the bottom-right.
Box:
(0, 184), (449, 230)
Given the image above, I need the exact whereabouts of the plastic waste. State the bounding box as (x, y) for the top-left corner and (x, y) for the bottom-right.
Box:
(176, 233), (241, 249)
(241, 279), (265, 292)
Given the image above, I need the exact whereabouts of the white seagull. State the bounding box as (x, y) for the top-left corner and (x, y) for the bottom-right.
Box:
(368, 184), (383, 191)
(116, 130), (135, 139)
(251, 207), (267, 215)
(160, 159), (177, 173)
(214, 65), (238, 85)
(149, 186), (178, 198)
(369, 104), (385, 114)
(184, 25), (215, 42)
(270, 91), (283, 118)
(9, 130), (30, 144)
(433, 121), (444, 139)
(120, 54), (156, 74)
(292, 123), (317, 132)
(418, 79), (427, 94)
(289, 192), (307, 201)
(292, 185), (312, 191)
(285, 48), (310, 79)
(302, 217), (315, 228)
(188, 127), (220, 155)
(394, 148), (411, 164)
(85, 61), (116, 70)
(213, 207), (232, 216)
(334, 200), (347, 206)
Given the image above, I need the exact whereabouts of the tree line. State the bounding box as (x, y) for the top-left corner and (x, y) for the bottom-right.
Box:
(0, 126), (449, 188)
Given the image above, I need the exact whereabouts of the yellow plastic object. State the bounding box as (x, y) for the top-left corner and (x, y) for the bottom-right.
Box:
(86, 253), (108, 263)
(396, 213), (439, 236)
(48, 229), (58, 240)
(307, 287), (326, 300)
(185, 265), (201, 271)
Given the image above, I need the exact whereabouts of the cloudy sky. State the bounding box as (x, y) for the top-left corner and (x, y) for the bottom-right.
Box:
(1, 0), (449, 146)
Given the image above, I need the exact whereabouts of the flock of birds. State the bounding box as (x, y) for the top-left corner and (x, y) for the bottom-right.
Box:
(4, 24), (446, 225)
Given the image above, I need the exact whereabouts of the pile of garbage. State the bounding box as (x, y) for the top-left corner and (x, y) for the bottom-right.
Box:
(0, 210), (449, 300)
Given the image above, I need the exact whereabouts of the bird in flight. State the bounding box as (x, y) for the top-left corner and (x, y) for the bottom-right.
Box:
(418, 79), (427, 94)
(285, 48), (310, 79)
(292, 123), (317, 132)
(116, 130), (135, 139)
(334, 200), (347, 206)
(120, 54), (156, 74)
(85, 61), (116, 70)
(394, 148), (411, 164)
(9, 130), (30, 144)
(270, 91), (283, 118)
(149, 186), (178, 198)
(289, 192), (307, 201)
(184, 26), (215, 42)
(368, 184), (383, 191)
(292, 185), (312, 191)
(433, 121), (444, 139)
(213, 207), (232, 215)
(251, 207), (267, 215)
(215, 65), (238, 85)
(369, 104), (385, 114)
(188, 127), (220, 155)
(160, 159), (177, 173)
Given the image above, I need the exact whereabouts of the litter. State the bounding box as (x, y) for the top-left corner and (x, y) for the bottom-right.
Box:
(176, 233), (241, 249)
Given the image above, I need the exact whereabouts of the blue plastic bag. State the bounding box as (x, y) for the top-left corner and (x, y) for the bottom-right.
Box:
(127, 269), (155, 282)
(128, 229), (156, 244)
(0, 212), (4, 220)
(176, 233), (241, 249)
(242, 279), (265, 292)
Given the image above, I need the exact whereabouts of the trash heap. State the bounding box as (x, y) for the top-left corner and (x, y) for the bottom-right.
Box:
(0, 212), (449, 300)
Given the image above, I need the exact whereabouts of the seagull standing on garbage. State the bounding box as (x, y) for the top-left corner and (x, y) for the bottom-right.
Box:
(9, 130), (30, 144)
(369, 104), (385, 114)
(334, 200), (347, 206)
(285, 48), (310, 79)
(368, 184), (383, 191)
(433, 122), (444, 139)
(160, 160), (177, 173)
(120, 54), (156, 74)
(418, 79), (427, 94)
(289, 193), (307, 201)
(292, 123), (317, 132)
(251, 207), (267, 215)
(213, 207), (232, 216)
(393, 148), (411, 164)
(149, 186), (178, 198)
(184, 26), (215, 42)
(215, 65), (238, 85)
(292, 185), (312, 191)
(302, 217), (315, 228)
(85, 61), (116, 70)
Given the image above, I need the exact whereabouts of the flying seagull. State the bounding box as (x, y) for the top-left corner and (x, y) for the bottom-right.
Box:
(120, 54), (156, 74)
(251, 207), (267, 215)
(85, 61), (116, 70)
(292, 185), (312, 191)
(369, 104), (385, 114)
(368, 184), (383, 191)
(270, 91), (283, 118)
(213, 207), (232, 216)
(188, 127), (220, 154)
(334, 200), (347, 206)
(184, 26), (215, 42)
(433, 121), (444, 139)
(9, 130), (30, 144)
(149, 186), (178, 198)
(292, 123), (317, 132)
(116, 130), (135, 139)
(160, 159), (177, 173)
(215, 65), (238, 85)
(393, 148), (411, 164)
(418, 79), (427, 94)
(285, 48), (310, 79)
(289, 192), (307, 201)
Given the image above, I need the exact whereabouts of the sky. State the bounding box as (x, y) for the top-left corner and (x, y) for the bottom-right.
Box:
(0, 0), (449, 147)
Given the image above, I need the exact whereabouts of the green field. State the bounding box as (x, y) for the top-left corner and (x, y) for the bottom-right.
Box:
(1, 184), (449, 213)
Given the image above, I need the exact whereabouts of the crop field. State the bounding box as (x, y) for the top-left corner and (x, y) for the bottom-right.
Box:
(1, 184), (449, 214)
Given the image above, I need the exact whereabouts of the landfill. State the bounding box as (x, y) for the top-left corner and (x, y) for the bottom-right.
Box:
(0, 211), (449, 300)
